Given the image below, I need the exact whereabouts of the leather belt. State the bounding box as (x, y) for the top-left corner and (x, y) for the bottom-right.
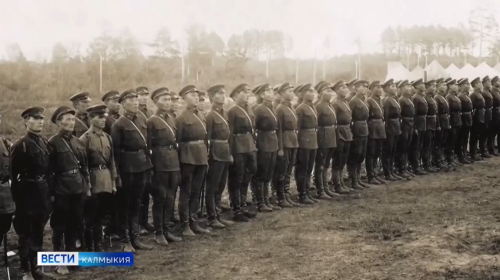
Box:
(182, 140), (205, 144)
(155, 145), (176, 150)
(61, 169), (79, 175)
(256, 130), (276, 134)
(368, 119), (383, 122)
(402, 117), (414, 120)
(234, 132), (252, 136)
(300, 128), (317, 132)
(211, 139), (228, 143)
(337, 124), (350, 128)
(91, 165), (107, 170)
(426, 115), (436, 118)
(22, 175), (46, 182)
(319, 125), (336, 128)
(462, 112), (471, 115)
(353, 120), (367, 123)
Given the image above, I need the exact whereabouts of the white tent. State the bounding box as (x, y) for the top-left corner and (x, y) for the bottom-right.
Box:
(385, 62), (410, 81)
(424, 60), (449, 79)
(409, 65), (424, 80)
(457, 64), (477, 80)
(446, 63), (461, 79)
(474, 62), (500, 78)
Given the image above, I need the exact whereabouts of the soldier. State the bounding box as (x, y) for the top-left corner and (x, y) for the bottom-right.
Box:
(346, 79), (359, 101)
(10, 107), (53, 280)
(80, 105), (117, 252)
(175, 85), (210, 235)
(395, 80), (415, 178)
(48, 106), (90, 275)
(251, 84), (282, 211)
(205, 85), (235, 228)
(111, 90), (154, 252)
(102, 90), (121, 135)
(366, 81), (387, 184)
(168, 91), (181, 224)
(273, 84), (282, 109)
(409, 79), (428, 175)
(146, 88), (183, 244)
(293, 84), (304, 109)
(422, 80), (439, 173)
(482, 76), (496, 156)
(490, 76), (500, 155)
(347, 80), (370, 189)
(445, 79), (463, 166)
(331, 80), (353, 194)
(434, 78), (452, 170)
(457, 78), (473, 164)
(69, 92), (91, 138)
(295, 83), (319, 204)
(273, 83), (302, 207)
(227, 84), (258, 221)
(0, 111), (14, 271)
(381, 79), (404, 180)
(469, 77), (486, 160)
(314, 82), (338, 198)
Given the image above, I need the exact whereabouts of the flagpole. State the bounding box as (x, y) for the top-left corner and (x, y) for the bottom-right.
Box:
(99, 53), (103, 93)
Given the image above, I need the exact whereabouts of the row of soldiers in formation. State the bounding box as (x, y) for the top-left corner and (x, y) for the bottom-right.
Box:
(1, 75), (500, 279)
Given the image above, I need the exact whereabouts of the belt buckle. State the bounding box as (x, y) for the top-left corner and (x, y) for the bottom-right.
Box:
(35, 175), (43, 181)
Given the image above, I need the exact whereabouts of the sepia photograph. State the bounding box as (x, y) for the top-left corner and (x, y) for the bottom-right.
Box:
(1, 0), (500, 279)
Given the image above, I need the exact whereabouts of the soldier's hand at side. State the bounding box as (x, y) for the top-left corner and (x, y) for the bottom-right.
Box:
(437, 127), (441, 130)
(86, 189), (91, 197)
(115, 177), (122, 189)
(278, 149), (284, 157)
(112, 186), (117, 194)
(51, 196), (55, 202)
(229, 155), (234, 163)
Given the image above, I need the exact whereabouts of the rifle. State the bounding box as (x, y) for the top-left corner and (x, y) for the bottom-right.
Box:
(3, 234), (10, 280)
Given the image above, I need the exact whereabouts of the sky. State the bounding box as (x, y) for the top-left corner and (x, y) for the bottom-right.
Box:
(0, 0), (498, 61)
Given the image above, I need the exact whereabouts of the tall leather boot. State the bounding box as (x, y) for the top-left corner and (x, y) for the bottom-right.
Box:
(255, 181), (272, 212)
(31, 253), (54, 280)
(93, 226), (104, 252)
(52, 229), (69, 275)
(332, 168), (349, 194)
(84, 228), (94, 252)
(323, 168), (339, 197)
(348, 164), (363, 190)
(357, 164), (370, 188)
(276, 179), (292, 208)
(264, 182), (280, 210)
(305, 176), (319, 203)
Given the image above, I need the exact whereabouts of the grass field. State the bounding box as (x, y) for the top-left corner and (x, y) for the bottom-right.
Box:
(3, 158), (500, 280)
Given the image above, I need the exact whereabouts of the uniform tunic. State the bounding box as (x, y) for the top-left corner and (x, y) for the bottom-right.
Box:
(73, 113), (90, 138)
(146, 110), (180, 171)
(470, 91), (486, 124)
(175, 108), (208, 165)
(348, 96), (369, 137)
(481, 90), (493, 122)
(447, 92), (462, 127)
(435, 94), (451, 130)
(296, 101), (319, 149)
(254, 101), (280, 152)
(368, 96), (386, 139)
(425, 95), (439, 131)
(228, 104), (257, 154)
(332, 99), (353, 141)
(80, 129), (117, 194)
(0, 138), (14, 215)
(412, 93), (428, 131)
(138, 105), (153, 120)
(104, 112), (120, 135)
(276, 100), (299, 148)
(383, 96), (401, 136)
(491, 87), (500, 122)
(206, 105), (232, 162)
(315, 101), (337, 148)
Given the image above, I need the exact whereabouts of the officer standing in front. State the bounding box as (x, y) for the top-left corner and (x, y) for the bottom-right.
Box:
(49, 106), (90, 275)
(422, 80), (439, 173)
(481, 76), (496, 156)
(69, 92), (91, 138)
(445, 79), (463, 166)
(434, 78), (452, 170)
(469, 77), (486, 161)
(10, 107), (53, 280)
(490, 76), (500, 155)
(457, 78), (473, 164)
(366, 81), (387, 184)
(396, 80), (415, 178)
(80, 105), (117, 252)
(111, 90), (154, 252)
(175, 85), (210, 235)
(205, 85), (235, 228)
(146, 88), (183, 244)
(409, 79), (428, 175)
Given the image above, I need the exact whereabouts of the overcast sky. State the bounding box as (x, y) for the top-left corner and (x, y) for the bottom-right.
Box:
(0, 0), (498, 61)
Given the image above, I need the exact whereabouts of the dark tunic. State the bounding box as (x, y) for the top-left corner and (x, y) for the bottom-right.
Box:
(368, 96), (386, 139)
(206, 104), (232, 162)
(435, 94), (451, 130)
(481, 89), (493, 122)
(254, 101), (279, 152)
(175, 108), (208, 165)
(10, 132), (52, 214)
(146, 110), (180, 171)
(399, 96), (415, 132)
(425, 95), (439, 131)
(104, 112), (120, 135)
(227, 104), (257, 154)
(48, 132), (89, 195)
(138, 105), (153, 120)
(332, 99), (353, 141)
(447, 92), (462, 127)
(470, 91), (486, 123)
(315, 100), (337, 148)
(276, 100), (299, 149)
(73, 113), (90, 138)
(383, 96), (401, 136)
(348, 96), (369, 137)
(296, 101), (318, 149)
(458, 92), (473, 127)
(491, 87), (500, 121)
(412, 93), (428, 131)
(0, 138), (14, 215)
(111, 113), (153, 173)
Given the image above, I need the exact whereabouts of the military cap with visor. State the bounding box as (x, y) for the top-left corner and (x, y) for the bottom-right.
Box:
(482, 76), (490, 83)
(178, 85), (199, 98)
(316, 82), (333, 93)
(457, 78), (469, 85)
(347, 79), (358, 87)
(102, 90), (119, 102)
(435, 78), (445, 85)
(69, 92), (91, 102)
(398, 80), (410, 87)
(207, 84), (225, 96)
(381, 79), (394, 88)
(278, 82), (294, 94)
(51, 105), (76, 124)
(273, 84), (282, 91)
(444, 77), (452, 83)
(492, 76), (500, 84)
(87, 104), (108, 117)
(354, 80), (369, 87)
(151, 87), (170, 101)
(21, 106), (44, 119)
(230, 83), (249, 98)
(470, 77), (481, 86)
(411, 79), (424, 86)
(252, 84), (271, 95)
(425, 79), (436, 86)
(331, 80), (346, 91)
(135, 86), (149, 95)
(446, 79), (457, 86)
(118, 89), (138, 103)
(293, 84), (304, 94)
(369, 81), (381, 90)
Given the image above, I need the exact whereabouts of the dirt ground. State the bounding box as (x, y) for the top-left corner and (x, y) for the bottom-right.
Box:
(3, 158), (500, 280)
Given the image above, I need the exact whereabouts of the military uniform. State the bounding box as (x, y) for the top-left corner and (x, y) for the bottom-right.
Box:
(80, 105), (117, 252)
(0, 137), (14, 245)
(295, 84), (319, 204)
(273, 83), (300, 207)
(457, 79), (473, 163)
(481, 76), (494, 156)
(422, 84), (439, 172)
(111, 90), (153, 250)
(381, 81), (402, 180)
(396, 87), (415, 177)
(70, 92), (91, 138)
(490, 76), (500, 154)
(409, 80), (428, 174)
(366, 82), (386, 183)
(469, 77), (486, 159)
(445, 80), (463, 164)
(347, 88), (369, 189)
(10, 107), (52, 278)
(205, 85), (233, 226)
(103, 90), (121, 135)
(49, 106), (90, 257)
(146, 89), (182, 242)
(434, 81), (451, 168)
